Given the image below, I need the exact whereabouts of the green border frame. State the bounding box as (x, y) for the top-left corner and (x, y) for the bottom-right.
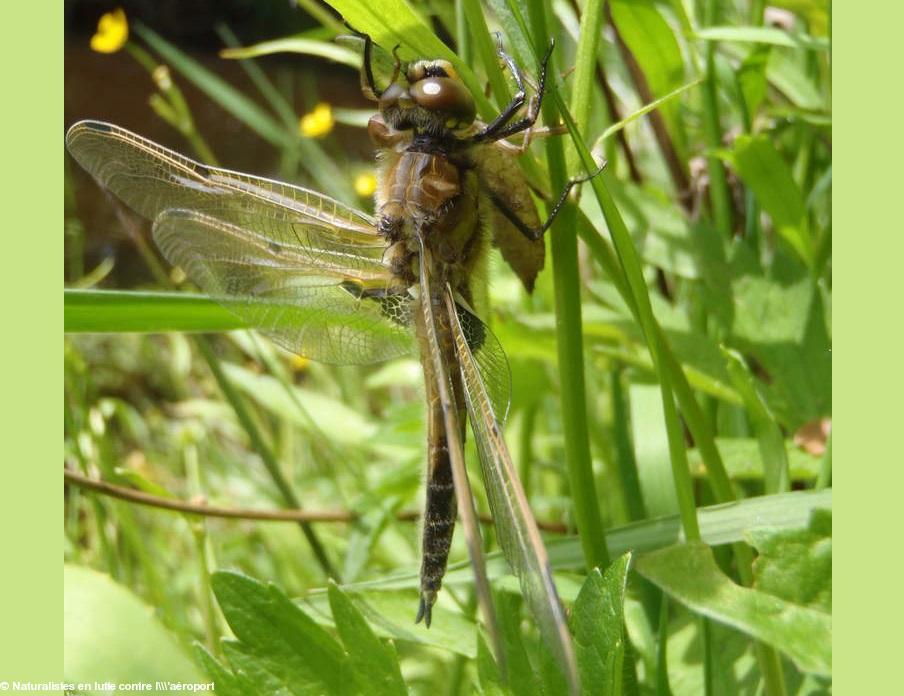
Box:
(0, 1), (62, 690)
(0, 0), (891, 691)
(834, 1), (901, 693)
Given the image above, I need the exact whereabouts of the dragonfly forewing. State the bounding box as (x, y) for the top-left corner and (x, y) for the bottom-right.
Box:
(66, 121), (388, 281)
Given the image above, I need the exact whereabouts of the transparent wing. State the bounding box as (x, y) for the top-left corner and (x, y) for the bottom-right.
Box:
(154, 209), (414, 364)
(445, 287), (579, 695)
(474, 141), (545, 292)
(66, 120), (388, 283)
(415, 241), (505, 671)
(66, 120), (414, 364)
(454, 300), (511, 425)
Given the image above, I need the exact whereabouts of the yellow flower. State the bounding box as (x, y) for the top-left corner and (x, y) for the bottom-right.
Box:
(299, 103), (334, 138)
(90, 8), (129, 54)
(354, 172), (377, 198)
(289, 354), (310, 372)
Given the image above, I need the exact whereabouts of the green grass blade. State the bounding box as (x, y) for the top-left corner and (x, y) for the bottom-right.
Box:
(693, 26), (830, 51)
(133, 23), (289, 148)
(556, 96), (700, 542)
(64, 289), (244, 333)
(219, 36), (361, 68)
(524, 0), (609, 575)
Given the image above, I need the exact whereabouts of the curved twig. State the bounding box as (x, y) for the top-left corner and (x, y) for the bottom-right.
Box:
(64, 469), (569, 533)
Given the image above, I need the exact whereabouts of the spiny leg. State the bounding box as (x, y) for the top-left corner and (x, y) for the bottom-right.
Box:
(489, 161), (607, 241)
(472, 39), (555, 144)
(476, 34), (529, 136)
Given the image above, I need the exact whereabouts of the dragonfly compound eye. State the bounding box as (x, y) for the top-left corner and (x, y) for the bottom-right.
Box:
(410, 77), (476, 128)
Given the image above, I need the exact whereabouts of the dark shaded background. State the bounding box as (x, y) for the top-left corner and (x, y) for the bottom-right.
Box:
(65, 0), (373, 285)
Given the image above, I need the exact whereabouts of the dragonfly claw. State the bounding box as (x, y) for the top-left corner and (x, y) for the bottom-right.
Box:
(415, 591), (436, 628)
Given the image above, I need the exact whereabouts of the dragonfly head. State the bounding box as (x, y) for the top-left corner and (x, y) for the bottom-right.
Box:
(378, 59), (476, 136)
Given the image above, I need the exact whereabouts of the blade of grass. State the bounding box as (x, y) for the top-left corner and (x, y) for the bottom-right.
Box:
(556, 95), (699, 543)
(700, 0), (734, 236)
(461, 0), (512, 110)
(134, 23), (288, 148)
(524, 0), (609, 576)
(351, 489), (833, 590)
(722, 348), (790, 494)
(562, 71), (791, 696)
(219, 37), (361, 68)
(135, 22), (356, 203)
(593, 79), (703, 148)
(193, 336), (341, 581)
(566, 0), (605, 173)
(64, 289), (244, 333)
(216, 24), (299, 131)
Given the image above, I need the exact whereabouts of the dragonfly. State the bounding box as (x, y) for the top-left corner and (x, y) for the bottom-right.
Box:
(66, 32), (597, 693)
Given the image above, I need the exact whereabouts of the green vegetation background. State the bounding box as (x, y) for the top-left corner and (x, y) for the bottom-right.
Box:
(0, 0), (871, 692)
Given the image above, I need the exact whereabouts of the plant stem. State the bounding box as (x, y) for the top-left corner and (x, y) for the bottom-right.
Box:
(526, 0), (609, 573)
(700, 0), (733, 235)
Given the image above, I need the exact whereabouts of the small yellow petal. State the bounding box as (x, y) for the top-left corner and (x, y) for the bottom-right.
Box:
(354, 173), (377, 198)
(290, 355), (310, 372)
(299, 102), (334, 138)
(90, 8), (129, 54)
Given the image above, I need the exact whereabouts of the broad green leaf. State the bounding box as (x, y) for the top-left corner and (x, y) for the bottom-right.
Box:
(730, 273), (831, 429)
(194, 645), (257, 696)
(610, 0), (684, 98)
(495, 591), (543, 694)
(65, 289), (243, 333)
(609, 0), (685, 136)
(301, 589), (479, 658)
(720, 42), (825, 113)
(211, 571), (347, 694)
(220, 640), (302, 695)
(64, 565), (204, 693)
(636, 542), (831, 675)
(571, 554), (632, 696)
(747, 508), (831, 613)
(663, 613), (760, 696)
(737, 46), (771, 119)
(327, 583), (407, 696)
(728, 135), (810, 263)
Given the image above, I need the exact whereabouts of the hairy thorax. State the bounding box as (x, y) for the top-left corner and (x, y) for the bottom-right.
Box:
(370, 116), (485, 297)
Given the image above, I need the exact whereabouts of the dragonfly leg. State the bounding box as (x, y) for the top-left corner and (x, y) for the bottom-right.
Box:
(470, 39), (555, 144)
(489, 160), (607, 241)
(345, 23), (383, 100)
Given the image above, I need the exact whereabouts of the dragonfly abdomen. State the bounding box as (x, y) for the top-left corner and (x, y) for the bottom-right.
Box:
(415, 290), (466, 628)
